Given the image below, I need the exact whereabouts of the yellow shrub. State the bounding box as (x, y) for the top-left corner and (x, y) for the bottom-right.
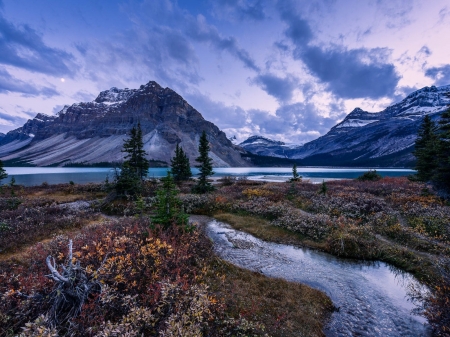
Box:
(242, 188), (272, 199)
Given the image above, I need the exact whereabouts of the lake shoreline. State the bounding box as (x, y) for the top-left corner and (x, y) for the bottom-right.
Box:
(1, 166), (415, 186)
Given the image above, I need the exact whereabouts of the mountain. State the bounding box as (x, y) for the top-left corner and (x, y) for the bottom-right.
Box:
(0, 133), (5, 142)
(294, 85), (450, 167)
(0, 81), (249, 167)
(239, 135), (302, 158)
(242, 85), (450, 167)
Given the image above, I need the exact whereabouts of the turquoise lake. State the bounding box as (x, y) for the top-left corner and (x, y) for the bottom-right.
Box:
(1, 167), (415, 186)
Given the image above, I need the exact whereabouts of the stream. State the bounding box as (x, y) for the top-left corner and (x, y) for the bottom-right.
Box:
(203, 218), (430, 336)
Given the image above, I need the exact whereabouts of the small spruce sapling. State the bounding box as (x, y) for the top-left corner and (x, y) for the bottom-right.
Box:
(290, 163), (302, 182)
(10, 176), (15, 196)
(152, 172), (189, 230)
(319, 180), (328, 195)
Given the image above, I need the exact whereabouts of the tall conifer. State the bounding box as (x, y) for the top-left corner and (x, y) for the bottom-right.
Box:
(413, 115), (439, 181)
(0, 160), (7, 187)
(180, 148), (192, 181)
(436, 104), (450, 191)
(171, 143), (182, 181)
(171, 144), (192, 182)
(122, 122), (149, 180)
(116, 123), (149, 197)
(193, 131), (214, 193)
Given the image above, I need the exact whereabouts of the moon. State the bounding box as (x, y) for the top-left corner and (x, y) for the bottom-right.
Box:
(60, 78), (65, 83)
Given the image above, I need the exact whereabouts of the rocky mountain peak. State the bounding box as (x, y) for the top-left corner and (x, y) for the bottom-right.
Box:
(95, 87), (134, 104)
(0, 80), (249, 167)
(93, 81), (168, 105)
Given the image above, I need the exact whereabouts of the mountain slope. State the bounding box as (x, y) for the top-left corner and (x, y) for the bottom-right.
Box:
(241, 85), (450, 167)
(293, 85), (450, 167)
(0, 81), (249, 167)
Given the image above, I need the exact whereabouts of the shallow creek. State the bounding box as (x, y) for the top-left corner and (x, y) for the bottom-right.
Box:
(204, 218), (430, 337)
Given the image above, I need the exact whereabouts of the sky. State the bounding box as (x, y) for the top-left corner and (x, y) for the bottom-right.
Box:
(0, 0), (449, 144)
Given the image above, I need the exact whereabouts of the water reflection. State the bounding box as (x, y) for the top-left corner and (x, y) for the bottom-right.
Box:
(206, 219), (430, 337)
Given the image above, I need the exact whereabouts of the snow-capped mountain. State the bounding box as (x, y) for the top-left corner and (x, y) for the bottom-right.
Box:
(0, 81), (248, 167)
(242, 85), (450, 167)
(239, 135), (302, 158)
(292, 85), (450, 167)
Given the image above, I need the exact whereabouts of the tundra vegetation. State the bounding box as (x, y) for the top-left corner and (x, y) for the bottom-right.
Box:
(1, 124), (449, 335)
(1, 174), (449, 335)
(0, 179), (333, 336)
(180, 175), (450, 335)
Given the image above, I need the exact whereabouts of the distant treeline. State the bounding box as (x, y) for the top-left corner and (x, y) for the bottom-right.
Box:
(63, 160), (169, 168)
(0, 159), (169, 168)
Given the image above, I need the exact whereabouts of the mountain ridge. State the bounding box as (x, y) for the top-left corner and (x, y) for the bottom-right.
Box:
(0, 81), (249, 167)
(241, 84), (450, 167)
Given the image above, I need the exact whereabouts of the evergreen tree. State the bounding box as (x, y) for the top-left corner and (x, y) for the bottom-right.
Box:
(114, 163), (141, 197)
(0, 160), (7, 184)
(413, 115), (439, 181)
(193, 131), (214, 193)
(171, 144), (192, 182)
(436, 105), (450, 191)
(122, 122), (149, 180)
(152, 172), (188, 230)
(319, 180), (327, 195)
(115, 123), (150, 197)
(290, 163), (301, 182)
(181, 149), (192, 181)
(170, 143), (182, 181)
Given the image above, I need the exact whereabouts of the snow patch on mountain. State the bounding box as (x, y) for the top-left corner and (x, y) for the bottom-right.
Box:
(94, 87), (136, 104)
(336, 119), (379, 128)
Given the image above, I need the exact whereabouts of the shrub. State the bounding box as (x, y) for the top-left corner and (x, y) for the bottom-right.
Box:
(218, 176), (236, 186)
(357, 170), (382, 181)
(410, 259), (450, 335)
(1, 215), (274, 336)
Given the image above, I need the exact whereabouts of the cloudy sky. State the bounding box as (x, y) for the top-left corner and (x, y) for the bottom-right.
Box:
(1, 0), (449, 143)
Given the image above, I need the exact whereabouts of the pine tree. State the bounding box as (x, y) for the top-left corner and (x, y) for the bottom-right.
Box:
(171, 143), (182, 181)
(114, 162), (140, 197)
(319, 180), (327, 195)
(290, 163), (301, 182)
(171, 144), (192, 182)
(115, 123), (150, 197)
(122, 122), (149, 180)
(413, 115), (439, 181)
(193, 131), (214, 193)
(152, 172), (188, 229)
(181, 148), (192, 181)
(436, 105), (450, 191)
(0, 160), (7, 184)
